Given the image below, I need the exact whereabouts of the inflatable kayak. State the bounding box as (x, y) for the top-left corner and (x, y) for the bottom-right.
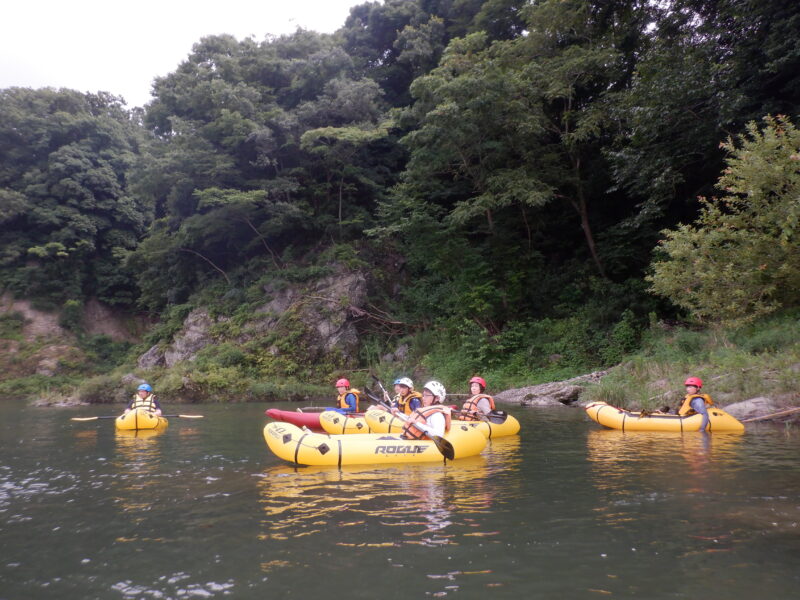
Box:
(319, 410), (373, 434)
(265, 408), (329, 430)
(363, 407), (521, 439)
(115, 408), (168, 431)
(584, 401), (745, 433)
(263, 421), (487, 466)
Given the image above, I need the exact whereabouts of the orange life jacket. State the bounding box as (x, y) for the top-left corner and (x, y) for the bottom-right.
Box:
(337, 388), (361, 412)
(678, 393), (713, 416)
(460, 394), (496, 421)
(402, 405), (452, 440)
(395, 391), (423, 415)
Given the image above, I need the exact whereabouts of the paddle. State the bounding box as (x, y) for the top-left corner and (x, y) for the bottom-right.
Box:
(71, 413), (203, 421)
(367, 380), (455, 460)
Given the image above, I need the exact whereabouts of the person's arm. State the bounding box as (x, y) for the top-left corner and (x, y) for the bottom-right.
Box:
(477, 397), (492, 414)
(152, 397), (162, 416)
(343, 393), (358, 413)
(425, 412), (446, 438)
(690, 396), (709, 431)
(409, 397), (421, 412)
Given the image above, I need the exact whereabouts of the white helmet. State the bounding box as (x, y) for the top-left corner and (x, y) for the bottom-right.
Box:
(394, 377), (414, 388)
(423, 381), (446, 403)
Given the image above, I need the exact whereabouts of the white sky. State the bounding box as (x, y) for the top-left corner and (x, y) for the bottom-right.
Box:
(1, 0), (367, 108)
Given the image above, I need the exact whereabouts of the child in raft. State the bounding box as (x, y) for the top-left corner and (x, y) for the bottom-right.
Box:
(379, 377), (423, 415)
(677, 376), (714, 431)
(332, 378), (361, 414)
(124, 383), (162, 416)
(394, 381), (451, 440)
(459, 376), (496, 421)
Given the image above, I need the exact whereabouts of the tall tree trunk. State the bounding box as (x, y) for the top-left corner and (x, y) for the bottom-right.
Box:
(571, 157), (606, 278)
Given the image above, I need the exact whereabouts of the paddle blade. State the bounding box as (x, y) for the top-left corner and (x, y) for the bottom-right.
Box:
(431, 435), (455, 460)
(70, 416), (100, 421)
(178, 414), (204, 419)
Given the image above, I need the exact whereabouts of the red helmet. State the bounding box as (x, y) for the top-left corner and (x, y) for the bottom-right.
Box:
(684, 377), (703, 389)
(335, 378), (350, 388)
(469, 376), (487, 389)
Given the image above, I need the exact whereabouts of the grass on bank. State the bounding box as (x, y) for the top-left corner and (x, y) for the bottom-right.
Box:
(580, 311), (800, 410)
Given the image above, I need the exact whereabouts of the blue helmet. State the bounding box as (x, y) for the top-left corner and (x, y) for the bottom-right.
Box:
(137, 383), (153, 392)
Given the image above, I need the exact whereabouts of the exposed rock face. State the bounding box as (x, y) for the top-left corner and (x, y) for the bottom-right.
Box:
(250, 269), (367, 360)
(0, 294), (66, 341)
(495, 371), (608, 406)
(82, 298), (149, 342)
(135, 267), (369, 370)
(164, 309), (215, 367)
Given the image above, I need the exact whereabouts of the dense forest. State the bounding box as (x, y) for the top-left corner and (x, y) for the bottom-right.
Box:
(1, 0), (799, 401)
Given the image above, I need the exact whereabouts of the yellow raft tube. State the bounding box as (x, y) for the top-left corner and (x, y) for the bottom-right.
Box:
(585, 401), (745, 433)
(263, 421), (487, 466)
(363, 407), (521, 439)
(115, 408), (169, 431)
(319, 410), (373, 434)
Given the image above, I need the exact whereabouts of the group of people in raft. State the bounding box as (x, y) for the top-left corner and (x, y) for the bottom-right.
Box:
(127, 375), (715, 437)
(333, 375), (495, 440)
(334, 375), (718, 438)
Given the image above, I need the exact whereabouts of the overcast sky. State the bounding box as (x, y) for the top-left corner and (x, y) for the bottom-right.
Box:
(1, 0), (366, 108)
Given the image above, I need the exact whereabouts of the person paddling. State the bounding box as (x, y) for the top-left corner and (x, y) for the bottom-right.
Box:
(677, 376), (714, 431)
(459, 376), (496, 421)
(395, 381), (451, 440)
(124, 383), (162, 417)
(333, 378), (361, 414)
(380, 377), (423, 415)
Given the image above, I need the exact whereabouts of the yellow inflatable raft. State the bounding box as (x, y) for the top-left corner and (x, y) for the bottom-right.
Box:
(585, 401), (745, 433)
(115, 408), (169, 431)
(363, 407), (521, 439)
(263, 421), (487, 466)
(319, 410), (373, 434)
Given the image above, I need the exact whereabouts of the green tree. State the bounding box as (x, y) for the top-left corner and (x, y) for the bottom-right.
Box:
(0, 88), (147, 306)
(648, 115), (800, 325)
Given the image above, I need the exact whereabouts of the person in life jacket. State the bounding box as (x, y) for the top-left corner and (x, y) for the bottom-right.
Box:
(379, 377), (423, 415)
(677, 376), (714, 431)
(397, 380), (451, 440)
(125, 383), (162, 416)
(333, 378), (361, 413)
(460, 376), (496, 421)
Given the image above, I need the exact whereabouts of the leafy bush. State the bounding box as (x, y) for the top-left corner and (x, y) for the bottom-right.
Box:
(649, 115), (800, 325)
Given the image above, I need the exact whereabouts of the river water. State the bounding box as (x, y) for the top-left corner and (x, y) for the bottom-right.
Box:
(1, 400), (798, 599)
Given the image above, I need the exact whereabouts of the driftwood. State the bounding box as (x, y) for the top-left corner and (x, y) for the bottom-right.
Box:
(742, 406), (800, 423)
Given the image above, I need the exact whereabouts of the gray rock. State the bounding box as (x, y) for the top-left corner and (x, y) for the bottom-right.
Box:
(164, 309), (214, 367)
(723, 397), (781, 420)
(137, 345), (165, 369)
(495, 371), (609, 406)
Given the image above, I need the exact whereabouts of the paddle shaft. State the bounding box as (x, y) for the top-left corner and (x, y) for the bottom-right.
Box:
(71, 413), (203, 422)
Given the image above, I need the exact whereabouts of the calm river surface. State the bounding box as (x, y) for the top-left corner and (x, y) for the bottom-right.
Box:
(1, 400), (799, 599)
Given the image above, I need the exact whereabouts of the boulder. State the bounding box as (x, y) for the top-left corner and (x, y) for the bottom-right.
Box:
(723, 397), (782, 420)
(495, 371), (609, 407)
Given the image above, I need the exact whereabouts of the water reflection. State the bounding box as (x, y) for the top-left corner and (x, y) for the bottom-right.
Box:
(257, 438), (522, 554)
(112, 429), (165, 516)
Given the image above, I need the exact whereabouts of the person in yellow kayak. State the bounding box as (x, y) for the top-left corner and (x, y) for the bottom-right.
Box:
(124, 383), (162, 416)
(333, 378), (361, 414)
(396, 381), (451, 440)
(677, 376), (713, 431)
(459, 376), (496, 421)
(380, 377), (423, 415)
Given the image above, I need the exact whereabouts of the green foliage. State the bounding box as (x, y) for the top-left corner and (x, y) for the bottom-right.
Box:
(649, 116), (800, 325)
(583, 311), (800, 410)
(0, 88), (147, 307)
(59, 300), (83, 333)
(0, 312), (25, 339)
